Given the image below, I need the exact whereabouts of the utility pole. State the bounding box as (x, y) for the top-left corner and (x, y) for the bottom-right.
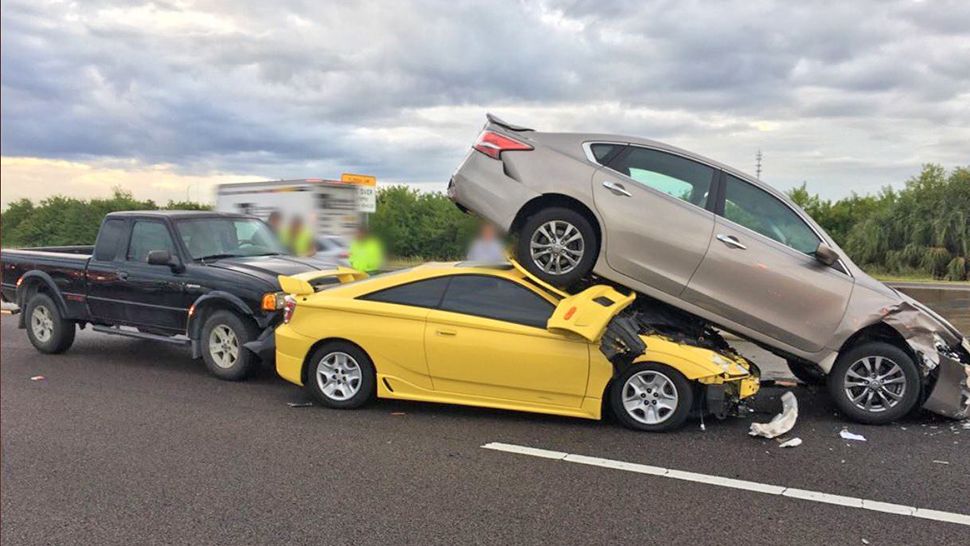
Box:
(755, 149), (763, 180)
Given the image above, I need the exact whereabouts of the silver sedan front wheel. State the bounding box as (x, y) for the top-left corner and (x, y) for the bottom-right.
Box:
(315, 351), (363, 402)
(530, 220), (584, 275)
(843, 356), (906, 413)
(622, 370), (679, 425)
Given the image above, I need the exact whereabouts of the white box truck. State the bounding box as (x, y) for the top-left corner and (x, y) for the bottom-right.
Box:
(215, 179), (361, 240)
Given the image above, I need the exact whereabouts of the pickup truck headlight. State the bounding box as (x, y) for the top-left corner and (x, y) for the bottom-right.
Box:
(261, 292), (286, 311)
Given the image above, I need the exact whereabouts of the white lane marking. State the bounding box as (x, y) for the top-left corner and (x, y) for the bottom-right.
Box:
(482, 442), (970, 527)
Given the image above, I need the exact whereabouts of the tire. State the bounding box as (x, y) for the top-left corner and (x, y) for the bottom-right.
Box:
(200, 310), (258, 381)
(787, 359), (826, 385)
(516, 207), (597, 287)
(304, 341), (376, 409)
(609, 362), (694, 432)
(827, 342), (921, 425)
(24, 293), (76, 354)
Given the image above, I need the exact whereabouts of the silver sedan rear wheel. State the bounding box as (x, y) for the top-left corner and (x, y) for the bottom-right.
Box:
(622, 370), (679, 425)
(530, 220), (585, 275)
(315, 351), (363, 402)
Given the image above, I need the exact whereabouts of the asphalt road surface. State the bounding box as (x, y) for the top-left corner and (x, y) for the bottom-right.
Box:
(2, 316), (968, 545)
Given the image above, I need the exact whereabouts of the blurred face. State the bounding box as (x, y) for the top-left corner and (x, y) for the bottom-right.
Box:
(480, 223), (496, 241)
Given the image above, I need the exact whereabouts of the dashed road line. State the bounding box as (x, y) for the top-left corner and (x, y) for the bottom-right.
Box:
(482, 442), (970, 527)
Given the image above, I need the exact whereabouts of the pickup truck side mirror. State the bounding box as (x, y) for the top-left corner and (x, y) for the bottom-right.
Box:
(814, 242), (839, 267)
(147, 249), (184, 273)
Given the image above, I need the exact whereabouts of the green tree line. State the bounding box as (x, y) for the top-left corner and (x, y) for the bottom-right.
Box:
(2, 165), (967, 280)
(787, 164), (969, 281)
(1, 188), (210, 247)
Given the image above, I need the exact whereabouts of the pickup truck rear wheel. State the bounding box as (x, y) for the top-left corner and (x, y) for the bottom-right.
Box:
(516, 207), (597, 287)
(201, 310), (258, 381)
(25, 293), (76, 354)
(827, 342), (920, 425)
(609, 362), (693, 432)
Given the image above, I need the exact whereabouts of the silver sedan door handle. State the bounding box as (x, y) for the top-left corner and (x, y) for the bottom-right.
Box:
(716, 233), (747, 250)
(602, 181), (632, 197)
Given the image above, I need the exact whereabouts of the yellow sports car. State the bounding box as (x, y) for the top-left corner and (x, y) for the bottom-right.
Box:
(274, 261), (759, 432)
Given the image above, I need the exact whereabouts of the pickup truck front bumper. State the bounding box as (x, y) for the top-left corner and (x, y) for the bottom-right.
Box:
(244, 327), (277, 363)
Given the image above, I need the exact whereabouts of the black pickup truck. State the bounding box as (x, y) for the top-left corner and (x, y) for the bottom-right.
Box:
(0, 211), (337, 380)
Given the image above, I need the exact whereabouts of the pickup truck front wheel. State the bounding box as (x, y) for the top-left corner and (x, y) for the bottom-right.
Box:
(201, 310), (258, 381)
(25, 293), (76, 354)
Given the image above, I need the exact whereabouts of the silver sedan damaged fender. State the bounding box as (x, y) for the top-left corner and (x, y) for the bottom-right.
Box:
(880, 300), (970, 419)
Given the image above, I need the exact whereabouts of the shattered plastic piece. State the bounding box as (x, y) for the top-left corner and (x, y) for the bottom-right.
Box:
(286, 401), (313, 408)
(749, 391), (798, 438)
(931, 460), (949, 465)
(779, 437), (802, 448)
(29, 375), (45, 381)
(391, 412), (406, 416)
(840, 430), (867, 442)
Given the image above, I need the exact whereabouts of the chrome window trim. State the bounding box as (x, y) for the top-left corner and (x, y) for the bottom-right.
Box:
(583, 141), (717, 217)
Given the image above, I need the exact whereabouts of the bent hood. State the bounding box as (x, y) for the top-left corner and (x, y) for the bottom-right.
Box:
(207, 255), (340, 287)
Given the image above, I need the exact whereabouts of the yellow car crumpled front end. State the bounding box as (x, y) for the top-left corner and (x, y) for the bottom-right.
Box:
(632, 334), (760, 418)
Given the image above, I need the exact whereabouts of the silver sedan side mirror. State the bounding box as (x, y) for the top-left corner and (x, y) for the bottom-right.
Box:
(814, 242), (839, 266)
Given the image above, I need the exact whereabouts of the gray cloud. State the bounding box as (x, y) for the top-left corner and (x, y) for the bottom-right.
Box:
(2, 0), (969, 200)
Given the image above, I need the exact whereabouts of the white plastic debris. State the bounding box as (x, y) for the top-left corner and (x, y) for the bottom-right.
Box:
(839, 430), (867, 442)
(29, 375), (45, 381)
(286, 401), (313, 408)
(779, 437), (802, 448)
(749, 391), (798, 439)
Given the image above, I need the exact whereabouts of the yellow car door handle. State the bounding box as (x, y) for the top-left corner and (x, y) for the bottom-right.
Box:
(436, 328), (457, 336)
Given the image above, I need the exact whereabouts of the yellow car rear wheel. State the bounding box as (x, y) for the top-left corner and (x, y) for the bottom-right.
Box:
(304, 341), (376, 409)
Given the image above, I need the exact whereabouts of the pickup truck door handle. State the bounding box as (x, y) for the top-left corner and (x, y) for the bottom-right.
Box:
(716, 233), (747, 250)
(602, 181), (632, 197)
(436, 328), (457, 336)
(117, 271), (129, 280)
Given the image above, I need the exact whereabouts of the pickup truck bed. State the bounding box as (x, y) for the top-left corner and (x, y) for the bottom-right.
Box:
(1, 210), (337, 381)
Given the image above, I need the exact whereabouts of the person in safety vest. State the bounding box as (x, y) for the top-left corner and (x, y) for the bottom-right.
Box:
(287, 216), (315, 257)
(349, 226), (384, 275)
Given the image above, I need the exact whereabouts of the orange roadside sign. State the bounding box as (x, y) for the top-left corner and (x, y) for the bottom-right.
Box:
(340, 173), (377, 186)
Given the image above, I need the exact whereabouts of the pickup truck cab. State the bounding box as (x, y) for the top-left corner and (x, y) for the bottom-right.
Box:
(1, 211), (337, 380)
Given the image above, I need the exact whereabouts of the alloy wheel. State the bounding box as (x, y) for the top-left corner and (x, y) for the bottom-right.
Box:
(208, 325), (240, 369)
(30, 305), (54, 343)
(316, 351), (363, 401)
(843, 356), (906, 413)
(622, 370), (679, 425)
(530, 220), (584, 275)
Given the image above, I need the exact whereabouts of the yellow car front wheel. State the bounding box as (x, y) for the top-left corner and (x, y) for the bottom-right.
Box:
(305, 342), (376, 409)
(610, 363), (693, 432)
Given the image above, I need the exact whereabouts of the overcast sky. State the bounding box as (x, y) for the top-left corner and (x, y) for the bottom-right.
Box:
(2, 0), (968, 206)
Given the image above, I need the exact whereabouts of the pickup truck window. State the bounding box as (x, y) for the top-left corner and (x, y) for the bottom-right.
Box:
(94, 219), (126, 261)
(176, 218), (283, 260)
(127, 220), (178, 262)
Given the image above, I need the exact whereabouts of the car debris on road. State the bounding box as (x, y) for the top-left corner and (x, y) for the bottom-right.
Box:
(839, 430), (867, 442)
(749, 391), (798, 438)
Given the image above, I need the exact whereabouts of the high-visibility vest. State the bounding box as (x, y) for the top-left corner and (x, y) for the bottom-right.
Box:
(349, 237), (384, 273)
